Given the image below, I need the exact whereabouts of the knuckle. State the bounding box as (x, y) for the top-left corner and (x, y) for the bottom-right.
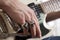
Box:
(26, 15), (31, 21)
(30, 9), (34, 13)
(20, 19), (25, 25)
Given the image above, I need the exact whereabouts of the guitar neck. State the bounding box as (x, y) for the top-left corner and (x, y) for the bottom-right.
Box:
(40, 0), (60, 14)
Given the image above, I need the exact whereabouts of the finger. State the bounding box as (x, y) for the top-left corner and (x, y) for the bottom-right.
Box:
(32, 17), (41, 37)
(29, 24), (36, 37)
(32, 14), (41, 37)
(23, 10), (36, 37)
(25, 9), (36, 37)
(32, 18), (41, 37)
(32, 13), (41, 37)
(27, 9), (41, 37)
(33, 17), (41, 37)
(29, 19), (36, 37)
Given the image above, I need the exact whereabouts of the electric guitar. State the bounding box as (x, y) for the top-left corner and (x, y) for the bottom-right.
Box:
(0, 0), (60, 40)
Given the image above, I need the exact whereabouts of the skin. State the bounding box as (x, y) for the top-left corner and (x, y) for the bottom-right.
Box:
(0, 0), (41, 37)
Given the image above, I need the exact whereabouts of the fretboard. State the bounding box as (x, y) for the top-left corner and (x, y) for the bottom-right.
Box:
(40, 0), (60, 13)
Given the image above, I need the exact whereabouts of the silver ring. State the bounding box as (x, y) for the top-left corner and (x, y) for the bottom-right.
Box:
(21, 20), (35, 28)
(28, 20), (35, 27)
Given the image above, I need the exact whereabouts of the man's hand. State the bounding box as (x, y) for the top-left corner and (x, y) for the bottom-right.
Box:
(0, 0), (41, 37)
